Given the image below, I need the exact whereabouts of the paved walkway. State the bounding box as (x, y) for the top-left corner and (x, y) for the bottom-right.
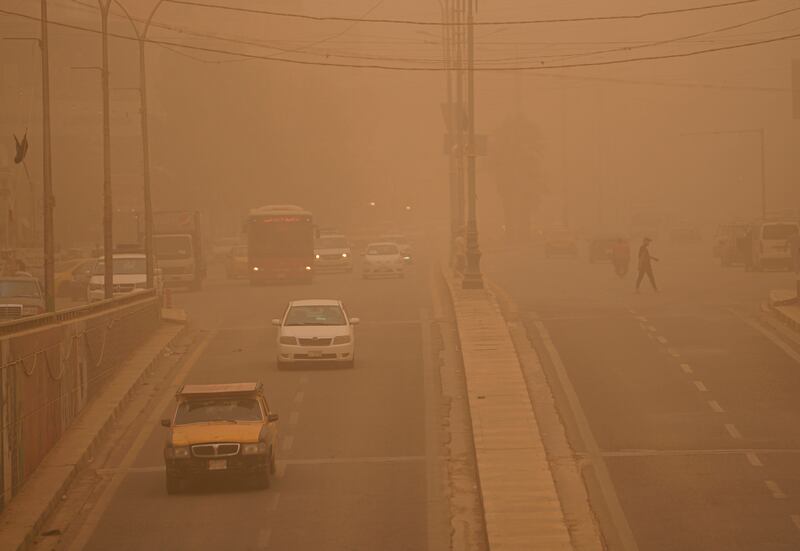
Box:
(0, 323), (185, 551)
(446, 274), (574, 551)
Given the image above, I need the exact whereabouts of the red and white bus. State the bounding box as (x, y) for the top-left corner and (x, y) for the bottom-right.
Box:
(245, 205), (315, 283)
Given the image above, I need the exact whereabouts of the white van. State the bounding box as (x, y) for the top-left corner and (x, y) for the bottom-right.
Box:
(752, 221), (799, 271)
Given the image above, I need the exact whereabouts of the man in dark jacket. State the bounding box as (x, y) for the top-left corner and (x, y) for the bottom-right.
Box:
(636, 237), (659, 292)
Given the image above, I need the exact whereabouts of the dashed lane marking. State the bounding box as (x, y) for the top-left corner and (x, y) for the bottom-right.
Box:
(708, 400), (725, 413)
(299, 375), (309, 385)
(276, 462), (287, 479)
(746, 453), (763, 467)
(281, 435), (294, 453)
(256, 528), (272, 550)
(791, 514), (800, 531)
(667, 348), (681, 357)
(766, 480), (788, 499)
(268, 492), (280, 512)
(657, 336), (668, 345)
(646, 325), (657, 333)
(293, 391), (305, 405)
(680, 363), (693, 374)
(288, 411), (299, 425)
(693, 380), (708, 392)
(725, 424), (743, 439)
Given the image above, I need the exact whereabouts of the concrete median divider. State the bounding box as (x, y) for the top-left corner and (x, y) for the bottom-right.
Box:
(442, 269), (575, 550)
(769, 290), (800, 332)
(0, 290), (186, 551)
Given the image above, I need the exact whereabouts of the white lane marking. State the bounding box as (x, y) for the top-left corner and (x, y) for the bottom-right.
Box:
(680, 363), (693, 374)
(635, 315), (647, 323)
(646, 325), (657, 333)
(628, 309), (638, 315)
(791, 514), (800, 531)
(667, 348), (681, 357)
(707, 400), (725, 413)
(276, 462), (287, 479)
(533, 319), (640, 551)
(288, 411), (299, 426)
(256, 528), (272, 550)
(66, 332), (216, 551)
(746, 453), (763, 467)
(299, 374), (309, 385)
(766, 480), (788, 499)
(268, 492), (281, 512)
(293, 391), (305, 405)
(656, 336), (668, 345)
(725, 424), (743, 439)
(693, 380), (708, 392)
(281, 435), (294, 453)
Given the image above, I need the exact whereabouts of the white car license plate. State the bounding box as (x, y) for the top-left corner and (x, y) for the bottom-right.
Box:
(208, 459), (227, 471)
(308, 350), (322, 358)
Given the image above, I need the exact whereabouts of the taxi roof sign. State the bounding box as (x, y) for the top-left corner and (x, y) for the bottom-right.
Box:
(177, 382), (262, 398)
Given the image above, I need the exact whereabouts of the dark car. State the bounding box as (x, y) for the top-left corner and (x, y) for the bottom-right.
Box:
(588, 237), (617, 263)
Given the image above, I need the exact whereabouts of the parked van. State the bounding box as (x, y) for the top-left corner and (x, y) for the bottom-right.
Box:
(751, 220), (799, 271)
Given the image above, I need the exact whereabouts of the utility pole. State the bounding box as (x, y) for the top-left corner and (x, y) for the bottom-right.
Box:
(454, 0), (465, 236)
(462, 0), (483, 289)
(99, 0), (113, 299)
(40, 0), (55, 312)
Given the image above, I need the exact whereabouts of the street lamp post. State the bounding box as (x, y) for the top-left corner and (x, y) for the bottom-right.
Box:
(461, 0), (483, 289)
(109, 0), (166, 289)
(98, 0), (113, 299)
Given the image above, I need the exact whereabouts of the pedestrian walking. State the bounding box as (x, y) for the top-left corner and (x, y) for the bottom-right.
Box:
(636, 237), (659, 292)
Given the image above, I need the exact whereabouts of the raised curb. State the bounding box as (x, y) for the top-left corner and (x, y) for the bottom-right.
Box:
(768, 290), (800, 332)
(0, 321), (187, 551)
(443, 269), (574, 551)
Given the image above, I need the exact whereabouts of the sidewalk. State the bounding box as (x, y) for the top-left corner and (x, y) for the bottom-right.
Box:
(0, 321), (186, 551)
(769, 289), (800, 332)
(444, 271), (574, 551)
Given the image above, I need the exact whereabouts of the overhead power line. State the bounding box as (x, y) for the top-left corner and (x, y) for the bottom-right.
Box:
(166, 0), (770, 26)
(3, 7), (799, 72)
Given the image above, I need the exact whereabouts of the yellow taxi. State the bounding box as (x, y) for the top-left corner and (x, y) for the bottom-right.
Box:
(225, 245), (248, 279)
(160, 382), (279, 494)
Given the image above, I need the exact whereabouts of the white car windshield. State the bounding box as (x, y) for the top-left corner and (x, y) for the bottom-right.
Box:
(367, 244), (398, 255)
(315, 237), (348, 249)
(94, 258), (146, 275)
(174, 398), (263, 425)
(0, 280), (40, 298)
(285, 305), (346, 326)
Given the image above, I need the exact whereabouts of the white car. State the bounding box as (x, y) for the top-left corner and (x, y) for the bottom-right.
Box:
(87, 253), (161, 302)
(379, 234), (412, 262)
(313, 234), (353, 273)
(361, 242), (404, 279)
(273, 299), (359, 368)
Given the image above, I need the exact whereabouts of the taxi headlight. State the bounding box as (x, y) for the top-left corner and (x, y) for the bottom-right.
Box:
(279, 336), (297, 345)
(166, 446), (190, 459)
(332, 335), (351, 345)
(315, 254), (320, 259)
(341, 253), (348, 258)
(242, 442), (268, 455)
(305, 265), (312, 271)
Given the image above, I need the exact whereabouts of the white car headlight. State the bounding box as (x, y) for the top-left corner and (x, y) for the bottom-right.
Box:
(332, 335), (351, 345)
(315, 254), (320, 259)
(165, 446), (190, 459)
(342, 253), (348, 258)
(279, 336), (297, 345)
(242, 442), (268, 455)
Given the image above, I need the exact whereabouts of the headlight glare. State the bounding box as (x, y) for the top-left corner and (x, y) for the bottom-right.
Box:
(341, 253), (348, 258)
(242, 442), (268, 455)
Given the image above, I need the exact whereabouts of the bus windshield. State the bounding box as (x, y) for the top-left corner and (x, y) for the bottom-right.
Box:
(248, 219), (313, 257)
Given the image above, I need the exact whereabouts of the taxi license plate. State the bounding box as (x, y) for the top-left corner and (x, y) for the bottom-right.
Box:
(308, 350), (322, 358)
(208, 459), (227, 471)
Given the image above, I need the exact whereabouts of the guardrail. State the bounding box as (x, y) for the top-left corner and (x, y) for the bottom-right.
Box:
(0, 291), (161, 510)
(0, 289), (158, 337)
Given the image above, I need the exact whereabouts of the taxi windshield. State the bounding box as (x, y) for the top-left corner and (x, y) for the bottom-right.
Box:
(285, 305), (346, 326)
(174, 398), (263, 424)
(366, 244), (398, 255)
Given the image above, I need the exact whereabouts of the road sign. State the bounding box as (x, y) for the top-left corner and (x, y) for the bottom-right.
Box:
(443, 133), (488, 156)
(793, 59), (800, 119)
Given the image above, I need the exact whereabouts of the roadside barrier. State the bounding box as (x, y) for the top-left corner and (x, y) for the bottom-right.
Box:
(0, 291), (160, 510)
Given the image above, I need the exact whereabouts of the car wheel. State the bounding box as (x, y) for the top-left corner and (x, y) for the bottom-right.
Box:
(165, 473), (182, 495)
(255, 465), (271, 489)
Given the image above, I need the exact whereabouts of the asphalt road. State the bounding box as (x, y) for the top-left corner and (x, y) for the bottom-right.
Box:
(485, 238), (800, 551)
(45, 251), (451, 551)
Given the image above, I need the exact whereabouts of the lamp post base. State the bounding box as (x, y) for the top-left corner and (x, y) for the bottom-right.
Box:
(461, 223), (483, 289)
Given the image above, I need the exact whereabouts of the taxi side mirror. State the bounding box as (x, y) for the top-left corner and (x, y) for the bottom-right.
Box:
(349, 317), (360, 325)
(160, 418), (171, 427)
(271, 319), (281, 326)
(267, 413), (279, 423)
